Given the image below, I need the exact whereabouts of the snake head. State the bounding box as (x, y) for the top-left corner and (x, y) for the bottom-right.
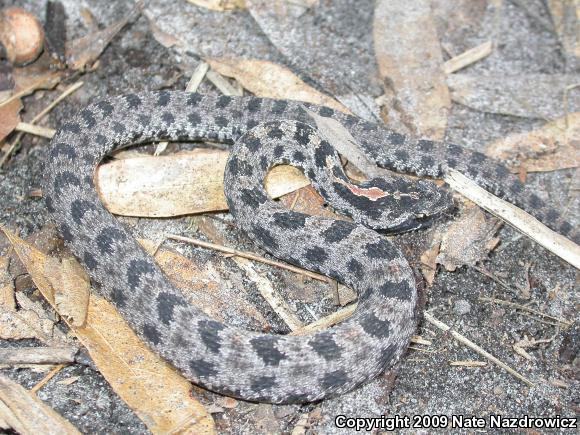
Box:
(330, 175), (454, 232)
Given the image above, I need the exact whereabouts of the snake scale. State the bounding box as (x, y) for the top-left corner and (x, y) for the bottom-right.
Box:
(42, 91), (578, 404)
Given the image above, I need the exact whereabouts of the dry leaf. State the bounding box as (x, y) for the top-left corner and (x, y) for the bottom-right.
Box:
(193, 217), (304, 331)
(206, 58), (348, 112)
(305, 109), (390, 179)
(486, 113), (580, 173)
(434, 207), (500, 271)
(547, 0), (580, 59)
(420, 242), (440, 286)
(66, 1), (143, 70)
(187, 0), (246, 11)
(0, 293), (57, 342)
(0, 98), (21, 141)
(447, 74), (580, 119)
(97, 149), (309, 217)
(144, 10), (183, 48)
(279, 185), (345, 221)
(0, 255), (15, 310)
(0, 374), (81, 435)
(140, 239), (269, 329)
(54, 258), (90, 327)
(1, 227), (216, 434)
(373, 0), (450, 139)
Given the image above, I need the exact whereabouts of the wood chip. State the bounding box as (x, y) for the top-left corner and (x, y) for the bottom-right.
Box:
(443, 41), (493, 74)
(449, 360), (487, 367)
(0, 98), (22, 142)
(15, 122), (55, 138)
(0, 347), (77, 365)
(66, 2), (144, 70)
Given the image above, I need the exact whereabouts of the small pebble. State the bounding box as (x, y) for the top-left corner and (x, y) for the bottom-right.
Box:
(0, 7), (44, 65)
(454, 299), (471, 315)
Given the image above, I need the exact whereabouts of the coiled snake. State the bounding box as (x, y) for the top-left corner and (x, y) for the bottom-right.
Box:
(43, 91), (578, 404)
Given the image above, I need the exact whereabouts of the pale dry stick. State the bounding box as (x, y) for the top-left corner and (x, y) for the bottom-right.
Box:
(15, 122), (55, 139)
(445, 170), (580, 269)
(472, 264), (515, 292)
(449, 361), (487, 367)
(187, 62), (210, 92)
(0, 347), (77, 365)
(479, 296), (572, 327)
(154, 63), (209, 155)
(290, 413), (310, 435)
(424, 312), (534, 387)
(206, 69), (243, 96)
(290, 304), (355, 336)
(29, 364), (66, 394)
(291, 301), (435, 344)
(167, 233), (328, 282)
(235, 257), (303, 331)
(443, 41), (493, 74)
(408, 346), (437, 353)
(412, 336), (432, 346)
(0, 81), (84, 168)
(518, 312), (564, 327)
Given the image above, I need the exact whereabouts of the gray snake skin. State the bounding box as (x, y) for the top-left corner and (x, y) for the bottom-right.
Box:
(43, 91), (578, 404)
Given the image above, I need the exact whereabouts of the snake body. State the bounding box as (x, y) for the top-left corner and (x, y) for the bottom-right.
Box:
(43, 91), (578, 404)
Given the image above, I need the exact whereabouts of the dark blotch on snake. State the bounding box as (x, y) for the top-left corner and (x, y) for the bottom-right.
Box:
(360, 312), (391, 339)
(319, 107), (334, 117)
(50, 142), (77, 160)
(217, 95), (232, 108)
(80, 110), (96, 128)
(378, 279), (413, 300)
(320, 370), (349, 390)
(267, 126), (284, 139)
(273, 212), (306, 230)
(250, 336), (285, 367)
(111, 287), (127, 308)
(156, 291), (187, 325)
(157, 91), (171, 106)
(347, 259), (364, 280)
(198, 319), (226, 354)
(124, 94), (142, 108)
(321, 220), (355, 243)
(272, 100), (288, 114)
(304, 246), (329, 264)
(309, 333), (341, 361)
(83, 251), (98, 271)
(70, 199), (95, 224)
(96, 100), (114, 117)
(127, 258), (155, 288)
(251, 376), (277, 393)
(190, 359), (218, 379)
(142, 323), (161, 345)
(365, 240), (394, 259)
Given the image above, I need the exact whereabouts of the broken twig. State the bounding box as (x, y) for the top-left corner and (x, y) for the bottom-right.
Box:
(424, 312), (534, 387)
(445, 170), (580, 269)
